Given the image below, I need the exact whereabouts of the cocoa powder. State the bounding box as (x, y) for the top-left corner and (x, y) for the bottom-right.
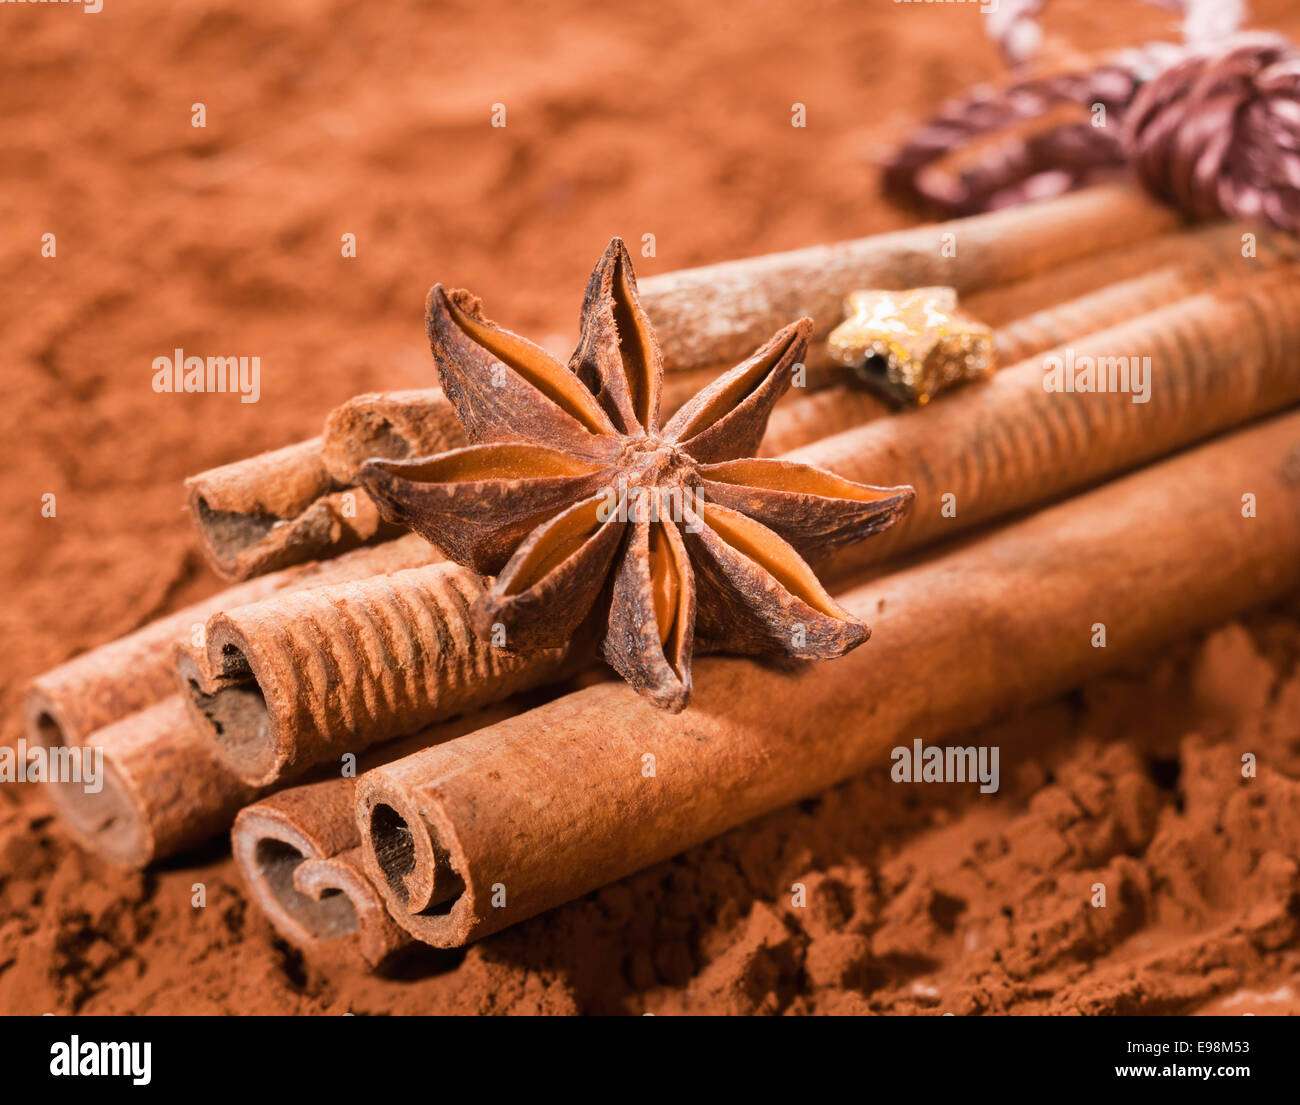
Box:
(3, 0), (1299, 1015)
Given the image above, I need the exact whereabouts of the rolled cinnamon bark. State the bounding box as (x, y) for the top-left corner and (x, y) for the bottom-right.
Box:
(759, 388), (891, 457)
(991, 261), (1238, 365)
(758, 244), (1286, 457)
(185, 438), (404, 581)
(233, 783), (408, 965)
(636, 183), (1179, 373)
(355, 410), (1300, 947)
(960, 220), (1296, 328)
(44, 697), (257, 868)
(176, 562), (587, 786)
(787, 270), (1300, 579)
(230, 701), (522, 965)
(26, 534), (439, 752)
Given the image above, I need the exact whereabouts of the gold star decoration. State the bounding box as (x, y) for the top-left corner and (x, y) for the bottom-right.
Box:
(827, 286), (996, 406)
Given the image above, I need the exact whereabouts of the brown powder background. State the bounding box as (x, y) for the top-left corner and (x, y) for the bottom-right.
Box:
(2, 0), (1299, 1015)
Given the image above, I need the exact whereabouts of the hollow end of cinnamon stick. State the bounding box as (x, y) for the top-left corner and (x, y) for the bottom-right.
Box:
(186, 438), (398, 580)
(29, 689), (152, 866)
(37, 739), (154, 869)
(26, 687), (82, 754)
(355, 774), (475, 948)
(175, 633), (285, 788)
(178, 561), (591, 790)
(39, 697), (255, 868)
(232, 785), (411, 966)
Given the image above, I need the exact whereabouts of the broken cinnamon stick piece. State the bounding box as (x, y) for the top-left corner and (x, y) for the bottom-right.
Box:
(316, 367), (756, 486)
(321, 390), (467, 484)
(355, 410), (1300, 947)
(186, 438), (401, 580)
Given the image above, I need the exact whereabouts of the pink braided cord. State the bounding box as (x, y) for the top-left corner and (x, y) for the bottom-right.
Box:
(887, 1), (1300, 231)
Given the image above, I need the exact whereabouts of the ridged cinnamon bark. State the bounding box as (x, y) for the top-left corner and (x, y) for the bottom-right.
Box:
(635, 183), (1179, 374)
(177, 562), (587, 787)
(991, 257), (1283, 365)
(26, 534), (439, 752)
(784, 271), (1300, 580)
(355, 411), (1300, 948)
(760, 247), (1292, 456)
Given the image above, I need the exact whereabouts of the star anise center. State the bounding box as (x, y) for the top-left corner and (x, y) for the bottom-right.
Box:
(618, 435), (693, 489)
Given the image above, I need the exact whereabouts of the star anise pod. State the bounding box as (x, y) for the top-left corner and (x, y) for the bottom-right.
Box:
(360, 239), (914, 712)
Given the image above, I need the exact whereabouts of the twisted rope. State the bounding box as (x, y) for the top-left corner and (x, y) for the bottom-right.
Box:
(886, 2), (1300, 231)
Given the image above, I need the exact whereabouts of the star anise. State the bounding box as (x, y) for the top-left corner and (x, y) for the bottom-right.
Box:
(360, 239), (914, 712)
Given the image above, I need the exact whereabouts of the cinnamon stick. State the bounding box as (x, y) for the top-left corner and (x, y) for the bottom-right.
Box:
(234, 785), (409, 966)
(354, 410), (1300, 947)
(764, 222), (1293, 453)
(43, 697), (257, 868)
(758, 243), (1285, 457)
(188, 186), (1178, 582)
(786, 271), (1300, 580)
(176, 562), (588, 786)
(635, 183), (1179, 374)
(230, 701), (522, 965)
(46, 693), (526, 873)
(26, 534), (439, 752)
(186, 438), (403, 581)
(960, 220), (1297, 328)
(991, 261), (1242, 366)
